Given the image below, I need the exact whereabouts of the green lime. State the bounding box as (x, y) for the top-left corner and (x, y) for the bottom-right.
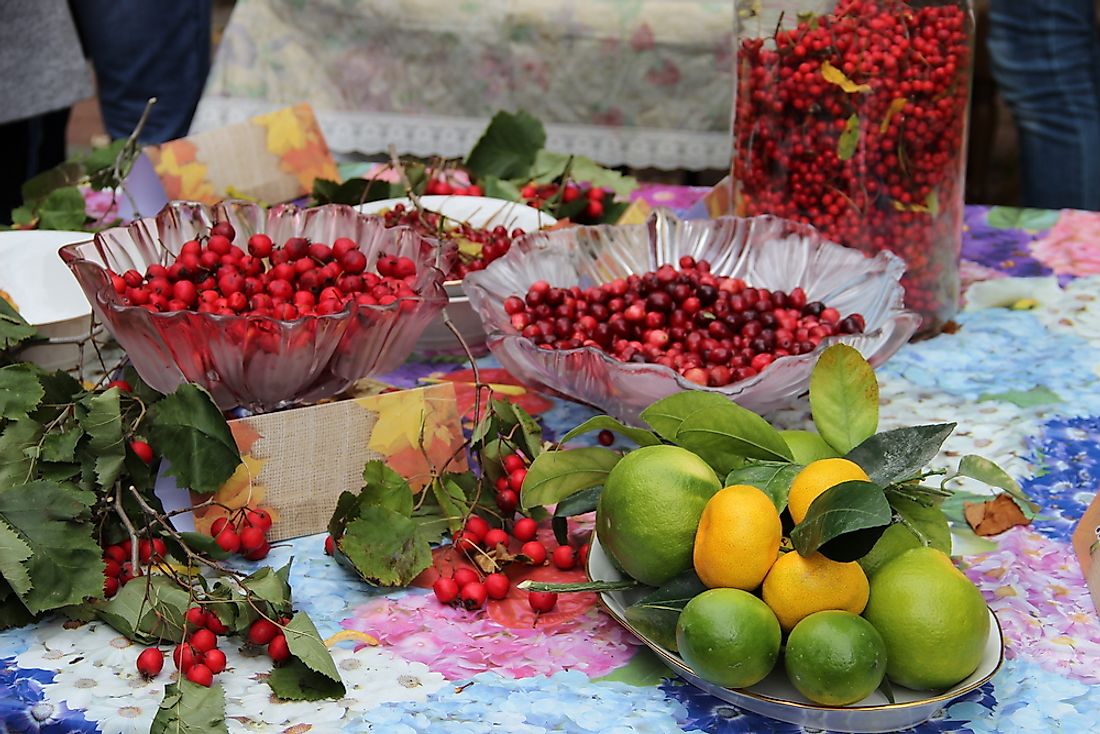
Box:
(863, 547), (990, 690)
(676, 588), (781, 688)
(779, 430), (841, 464)
(858, 497), (952, 577)
(785, 610), (887, 705)
(596, 445), (720, 587)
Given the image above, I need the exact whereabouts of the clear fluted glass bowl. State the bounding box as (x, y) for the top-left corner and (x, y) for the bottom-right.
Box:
(463, 213), (921, 424)
(60, 201), (454, 412)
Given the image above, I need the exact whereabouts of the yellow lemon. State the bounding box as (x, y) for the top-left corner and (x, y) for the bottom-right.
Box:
(693, 484), (782, 589)
(787, 458), (870, 524)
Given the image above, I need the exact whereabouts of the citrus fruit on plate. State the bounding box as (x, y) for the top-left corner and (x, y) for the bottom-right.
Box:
(787, 458), (871, 524)
(762, 551), (869, 631)
(858, 496), (952, 577)
(785, 610), (887, 705)
(693, 485), (782, 589)
(595, 445), (721, 587)
(676, 588), (782, 688)
(585, 535), (1004, 734)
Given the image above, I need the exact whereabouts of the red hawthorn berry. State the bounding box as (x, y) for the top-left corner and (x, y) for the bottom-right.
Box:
(130, 440), (154, 464)
(528, 591), (558, 613)
(512, 517), (538, 543)
(433, 577), (460, 604)
(136, 647), (164, 678)
(185, 662), (214, 687)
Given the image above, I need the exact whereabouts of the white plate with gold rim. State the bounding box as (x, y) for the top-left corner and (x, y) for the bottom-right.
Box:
(586, 536), (1004, 734)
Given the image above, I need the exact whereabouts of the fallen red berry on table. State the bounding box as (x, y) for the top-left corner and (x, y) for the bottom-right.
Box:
(551, 545), (577, 571)
(452, 567), (480, 589)
(185, 662), (214, 687)
(136, 647), (163, 678)
(433, 577), (460, 604)
(324, 534), (335, 555)
(512, 517), (538, 543)
(484, 573), (510, 600)
(521, 541), (547, 566)
(528, 591), (558, 613)
(460, 581), (488, 610)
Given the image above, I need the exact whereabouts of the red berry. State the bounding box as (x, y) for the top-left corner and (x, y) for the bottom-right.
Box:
(214, 528), (241, 554)
(173, 643), (197, 671)
(248, 233), (273, 258)
(433, 577), (459, 604)
(103, 576), (119, 597)
(103, 544), (126, 564)
(332, 237), (357, 258)
(202, 648), (227, 674)
(496, 489), (518, 515)
(502, 454), (526, 474)
(452, 567), (480, 589)
(453, 531), (481, 553)
(244, 508), (272, 532)
(551, 545), (577, 571)
(210, 221), (236, 241)
(267, 634), (290, 664)
(484, 572), (510, 600)
(597, 429), (614, 446)
(107, 380), (132, 392)
(585, 200), (605, 220)
(239, 526), (266, 553)
(185, 606), (207, 630)
(248, 618), (279, 646)
(521, 541), (547, 565)
(494, 476), (510, 494)
(460, 581), (488, 610)
(136, 647), (164, 678)
(185, 663), (214, 687)
(483, 528), (509, 549)
(528, 591), (558, 613)
(578, 543), (590, 567)
(340, 250), (367, 275)
(463, 515), (490, 541)
(512, 517), (538, 543)
(204, 612), (228, 635)
(242, 541), (270, 561)
(103, 559), (121, 578)
(507, 468), (527, 493)
(324, 534), (335, 555)
(130, 440), (154, 464)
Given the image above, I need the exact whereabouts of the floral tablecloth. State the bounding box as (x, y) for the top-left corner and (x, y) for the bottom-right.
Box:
(192, 0), (734, 170)
(4, 195), (1100, 733)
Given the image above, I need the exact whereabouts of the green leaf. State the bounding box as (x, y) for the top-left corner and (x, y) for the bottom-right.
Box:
(790, 480), (892, 560)
(594, 648), (669, 687)
(268, 659), (348, 701)
(939, 489), (996, 526)
(0, 518), (33, 598)
(553, 485), (603, 517)
(725, 461), (803, 512)
(79, 388), (126, 490)
(328, 490), (363, 540)
(531, 150), (638, 198)
(241, 562), (293, 613)
(955, 455), (1039, 514)
(560, 416), (660, 447)
(640, 391), (732, 442)
(83, 139), (128, 174)
(986, 206), (1059, 232)
(0, 579), (36, 630)
(40, 427), (83, 463)
(9, 207), (35, 226)
(674, 403), (792, 475)
(37, 186), (88, 230)
(150, 680), (228, 734)
(846, 423), (956, 485)
(311, 177), (400, 206)
(0, 420), (45, 490)
(283, 612), (344, 686)
(0, 481), (101, 613)
(510, 403), (546, 460)
(21, 162), (85, 205)
(809, 344), (879, 454)
(361, 460), (414, 517)
(95, 574), (189, 642)
(430, 476), (471, 535)
(520, 447), (621, 510)
(338, 508), (432, 586)
(0, 300), (38, 352)
(480, 175), (523, 201)
(32, 369), (84, 424)
(0, 365), (44, 418)
(465, 110), (547, 180)
(623, 570), (706, 652)
(837, 114), (861, 161)
(172, 531), (232, 561)
(148, 384), (241, 493)
(978, 386), (1062, 408)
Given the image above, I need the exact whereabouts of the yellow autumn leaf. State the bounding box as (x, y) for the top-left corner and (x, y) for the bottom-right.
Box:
(880, 98), (908, 132)
(821, 61), (871, 94)
(154, 146), (215, 202)
(363, 390), (429, 455)
(456, 237), (483, 258)
(253, 107), (307, 157)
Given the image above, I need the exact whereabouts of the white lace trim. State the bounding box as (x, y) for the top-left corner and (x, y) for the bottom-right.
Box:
(191, 97), (731, 171)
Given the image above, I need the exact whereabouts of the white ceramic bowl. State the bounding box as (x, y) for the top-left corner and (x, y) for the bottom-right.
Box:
(0, 230), (95, 370)
(357, 196), (557, 355)
(587, 536), (1004, 734)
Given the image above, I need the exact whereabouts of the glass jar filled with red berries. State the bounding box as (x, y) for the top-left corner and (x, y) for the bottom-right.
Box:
(732, 0), (973, 334)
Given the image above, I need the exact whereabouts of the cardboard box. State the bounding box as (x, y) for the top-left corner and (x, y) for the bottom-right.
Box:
(1072, 490), (1100, 615)
(160, 382), (467, 542)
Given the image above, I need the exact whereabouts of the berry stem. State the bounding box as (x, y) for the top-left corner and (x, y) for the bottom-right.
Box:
(113, 483), (141, 570)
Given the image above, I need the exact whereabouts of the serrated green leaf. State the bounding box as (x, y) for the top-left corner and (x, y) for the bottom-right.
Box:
(531, 150), (638, 198)
(978, 386), (1062, 408)
(268, 659), (347, 701)
(846, 423), (956, 485)
(31, 369), (84, 424)
(725, 460), (803, 512)
(0, 518), (33, 598)
(283, 612), (343, 685)
(0, 480), (101, 613)
(40, 427), (83, 463)
(520, 447), (621, 510)
(94, 574), (189, 642)
(0, 419), (43, 490)
(623, 570), (706, 652)
(790, 480), (892, 559)
(0, 365), (44, 419)
(361, 460), (414, 517)
(553, 485), (603, 517)
(241, 562), (293, 613)
(809, 344), (879, 454)
(0, 300), (38, 352)
(328, 490), (362, 540)
(511, 403), (546, 460)
(838, 114), (861, 161)
(82, 139), (128, 175)
(955, 455), (1039, 513)
(480, 176), (523, 201)
(431, 475), (472, 534)
(674, 402), (792, 474)
(37, 186), (88, 230)
(560, 416), (660, 447)
(339, 508), (432, 586)
(79, 388), (126, 490)
(148, 384), (241, 493)
(0, 577), (35, 630)
(640, 391), (732, 442)
(150, 680), (228, 734)
(20, 162), (85, 206)
(465, 110), (547, 180)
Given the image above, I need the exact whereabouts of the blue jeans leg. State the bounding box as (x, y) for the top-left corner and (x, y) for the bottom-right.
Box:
(987, 0), (1100, 210)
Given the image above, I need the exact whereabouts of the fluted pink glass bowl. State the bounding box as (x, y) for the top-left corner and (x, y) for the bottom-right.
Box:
(463, 213), (921, 424)
(60, 201), (453, 412)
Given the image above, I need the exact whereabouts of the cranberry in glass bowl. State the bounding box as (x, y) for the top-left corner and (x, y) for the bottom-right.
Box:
(463, 212), (920, 425)
(60, 201), (454, 412)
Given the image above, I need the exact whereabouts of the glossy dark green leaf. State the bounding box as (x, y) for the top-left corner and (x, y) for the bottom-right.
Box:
(790, 480), (892, 559)
(519, 447), (620, 510)
(553, 485), (603, 517)
(674, 402), (792, 475)
(809, 344), (879, 454)
(623, 570), (706, 652)
(37, 186), (88, 230)
(148, 384), (241, 493)
(0, 300), (38, 353)
(640, 391), (731, 442)
(845, 423), (956, 484)
(283, 612), (343, 685)
(725, 460), (803, 512)
(559, 416), (660, 447)
(0, 365), (44, 419)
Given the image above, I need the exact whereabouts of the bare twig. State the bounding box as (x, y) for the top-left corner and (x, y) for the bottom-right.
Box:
(114, 485), (141, 570)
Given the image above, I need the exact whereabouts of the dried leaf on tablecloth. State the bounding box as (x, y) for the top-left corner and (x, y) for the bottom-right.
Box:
(963, 493), (1030, 536)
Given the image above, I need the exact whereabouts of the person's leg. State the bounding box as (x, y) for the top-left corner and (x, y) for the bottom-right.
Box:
(0, 108), (71, 224)
(987, 0), (1100, 210)
(71, 0), (213, 143)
